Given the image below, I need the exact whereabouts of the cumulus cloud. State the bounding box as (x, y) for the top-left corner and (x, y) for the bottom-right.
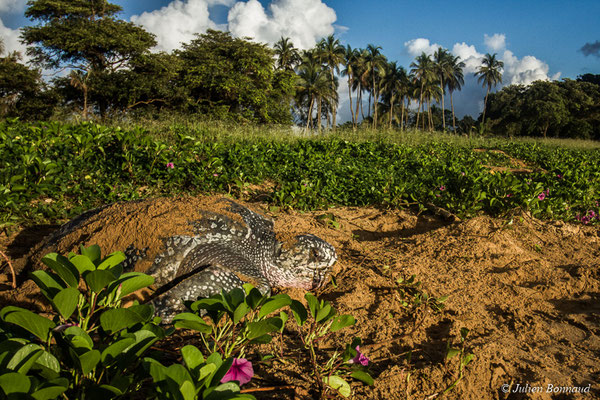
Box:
(404, 34), (560, 117)
(0, 18), (27, 57)
(580, 40), (600, 57)
(227, 0), (336, 49)
(0, 0), (27, 14)
(404, 38), (441, 57)
(132, 0), (337, 52)
(484, 33), (505, 52)
(131, 0), (233, 52)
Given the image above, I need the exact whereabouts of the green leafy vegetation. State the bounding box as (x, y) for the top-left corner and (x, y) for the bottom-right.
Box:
(1, 120), (599, 230)
(0, 245), (372, 399)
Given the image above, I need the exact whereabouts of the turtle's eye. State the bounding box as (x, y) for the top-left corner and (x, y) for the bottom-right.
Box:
(310, 248), (320, 261)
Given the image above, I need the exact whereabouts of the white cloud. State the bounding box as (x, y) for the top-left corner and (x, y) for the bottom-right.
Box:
(502, 49), (560, 85)
(0, 17), (27, 57)
(404, 38), (441, 57)
(0, 0), (27, 14)
(132, 0), (337, 52)
(404, 34), (560, 117)
(227, 0), (336, 49)
(131, 0), (233, 52)
(484, 33), (505, 52)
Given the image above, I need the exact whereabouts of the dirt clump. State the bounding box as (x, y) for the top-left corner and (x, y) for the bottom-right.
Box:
(1, 196), (599, 399)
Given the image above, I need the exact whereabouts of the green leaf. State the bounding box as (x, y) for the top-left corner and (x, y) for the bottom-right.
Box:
(41, 254), (79, 288)
(323, 375), (351, 398)
(246, 318), (281, 340)
(63, 326), (93, 350)
(446, 348), (460, 360)
(100, 308), (144, 333)
(51, 287), (80, 319)
(70, 255), (96, 275)
(315, 303), (333, 323)
(173, 313), (212, 334)
(84, 270), (115, 293)
(30, 270), (65, 298)
(330, 315), (356, 332)
(112, 273), (155, 299)
(33, 351), (61, 379)
(232, 303), (250, 325)
(97, 252), (126, 270)
(290, 300), (307, 326)
(258, 294), (291, 319)
(243, 286), (263, 309)
(180, 380), (196, 400)
(304, 293), (319, 319)
(279, 311), (288, 333)
(165, 364), (193, 386)
(0, 372), (30, 394)
(31, 384), (68, 400)
(80, 245), (101, 264)
(204, 381), (243, 400)
(79, 349), (101, 375)
(181, 345), (204, 372)
(350, 370), (374, 386)
(7, 344), (44, 374)
(1, 307), (55, 342)
(198, 364), (217, 382)
(101, 337), (136, 366)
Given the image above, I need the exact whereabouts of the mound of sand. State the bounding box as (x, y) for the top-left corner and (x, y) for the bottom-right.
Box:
(1, 196), (599, 399)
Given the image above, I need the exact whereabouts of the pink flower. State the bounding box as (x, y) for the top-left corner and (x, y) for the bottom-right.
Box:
(461, 172), (465, 176)
(166, 162), (174, 169)
(537, 192), (546, 201)
(506, 193), (513, 198)
(213, 173), (219, 177)
(439, 185), (446, 191)
(221, 358), (254, 385)
(349, 346), (369, 366)
(556, 174), (562, 179)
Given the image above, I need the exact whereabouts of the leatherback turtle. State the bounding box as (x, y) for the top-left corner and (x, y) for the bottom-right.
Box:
(146, 199), (337, 322)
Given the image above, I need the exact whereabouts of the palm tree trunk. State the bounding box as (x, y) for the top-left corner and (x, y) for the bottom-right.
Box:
(331, 69), (337, 130)
(439, 78), (446, 131)
(355, 86), (361, 126)
(317, 96), (323, 133)
(428, 95), (433, 131)
(482, 86), (490, 125)
(400, 96), (405, 131)
(359, 87), (365, 121)
(389, 94), (395, 128)
(307, 96), (315, 130)
(347, 78), (354, 128)
(451, 91), (456, 132)
(416, 82), (424, 129)
(372, 74), (378, 128)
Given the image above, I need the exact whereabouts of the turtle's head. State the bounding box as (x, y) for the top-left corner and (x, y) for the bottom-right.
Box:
(271, 234), (337, 290)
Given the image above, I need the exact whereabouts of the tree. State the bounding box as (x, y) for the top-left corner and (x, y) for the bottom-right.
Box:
(178, 30), (294, 123)
(446, 54), (465, 132)
(0, 51), (56, 119)
(380, 61), (408, 128)
(296, 55), (332, 130)
(433, 47), (452, 131)
(22, 0), (156, 118)
(475, 53), (503, 126)
(410, 52), (436, 130)
(364, 44), (386, 128)
(341, 45), (357, 128)
(274, 37), (300, 72)
(317, 35), (345, 129)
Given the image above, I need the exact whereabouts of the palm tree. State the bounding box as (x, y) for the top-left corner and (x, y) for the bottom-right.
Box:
(296, 53), (332, 132)
(274, 37), (300, 71)
(433, 48), (452, 131)
(475, 53), (504, 125)
(410, 52), (436, 130)
(341, 45), (357, 128)
(446, 54), (465, 132)
(352, 48), (369, 125)
(317, 35), (345, 129)
(365, 44), (386, 128)
(380, 61), (408, 128)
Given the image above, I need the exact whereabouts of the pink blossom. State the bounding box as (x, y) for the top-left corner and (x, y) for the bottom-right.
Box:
(166, 162), (174, 169)
(537, 192), (546, 201)
(213, 173), (219, 177)
(221, 358), (254, 385)
(506, 193), (513, 198)
(349, 346), (369, 366)
(556, 174), (562, 179)
(439, 185), (446, 191)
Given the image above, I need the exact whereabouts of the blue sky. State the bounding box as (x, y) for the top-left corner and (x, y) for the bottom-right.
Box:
(1, 0), (599, 117)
